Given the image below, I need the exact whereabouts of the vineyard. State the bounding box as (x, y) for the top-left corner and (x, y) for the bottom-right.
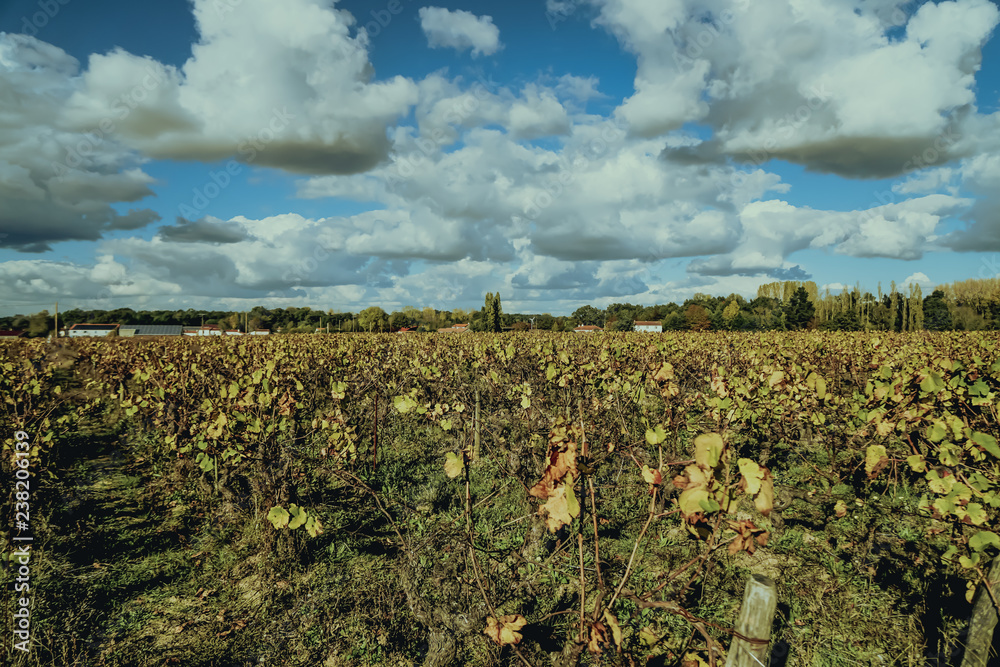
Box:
(2, 331), (1000, 666)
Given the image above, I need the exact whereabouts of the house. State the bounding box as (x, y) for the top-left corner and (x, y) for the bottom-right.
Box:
(396, 327), (416, 333)
(573, 325), (603, 333)
(67, 323), (120, 338)
(119, 325), (184, 337)
(225, 330), (242, 336)
(249, 329), (270, 336)
(0, 330), (25, 339)
(183, 325), (222, 337)
(634, 321), (663, 333)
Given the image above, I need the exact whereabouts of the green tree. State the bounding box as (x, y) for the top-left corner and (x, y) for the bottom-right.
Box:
(784, 286), (815, 329)
(357, 306), (388, 332)
(491, 293), (503, 332)
(572, 305), (604, 326)
(27, 310), (52, 338)
(923, 290), (952, 331)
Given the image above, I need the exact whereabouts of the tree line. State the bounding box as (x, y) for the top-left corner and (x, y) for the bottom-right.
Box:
(3, 277), (999, 337)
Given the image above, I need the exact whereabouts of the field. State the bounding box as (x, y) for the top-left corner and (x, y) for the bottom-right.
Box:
(2, 331), (1000, 666)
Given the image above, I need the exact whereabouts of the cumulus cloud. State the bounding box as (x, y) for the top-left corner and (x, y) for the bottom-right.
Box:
(419, 7), (502, 57)
(590, 0), (999, 177)
(60, 0), (418, 174)
(0, 34), (161, 251)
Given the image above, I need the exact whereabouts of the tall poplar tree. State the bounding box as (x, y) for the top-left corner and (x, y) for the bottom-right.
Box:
(491, 293), (503, 332)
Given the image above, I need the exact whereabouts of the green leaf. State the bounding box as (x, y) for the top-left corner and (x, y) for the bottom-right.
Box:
(972, 432), (1000, 459)
(920, 371), (945, 393)
(394, 394), (418, 414)
(267, 506), (290, 529)
(521, 395), (531, 409)
(288, 504), (307, 530)
(927, 421), (948, 443)
(970, 530), (1000, 553)
(645, 425), (667, 446)
(906, 454), (926, 473)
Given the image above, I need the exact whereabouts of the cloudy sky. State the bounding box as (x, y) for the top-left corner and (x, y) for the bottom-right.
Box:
(1, 0), (1000, 316)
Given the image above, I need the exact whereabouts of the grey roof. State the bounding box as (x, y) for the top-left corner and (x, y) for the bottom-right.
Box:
(126, 325), (184, 336)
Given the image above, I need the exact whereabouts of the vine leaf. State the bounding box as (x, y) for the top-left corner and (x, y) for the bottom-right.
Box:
(267, 506), (290, 529)
(694, 433), (724, 469)
(484, 614), (526, 646)
(444, 451), (465, 479)
(541, 477), (580, 531)
(642, 464), (662, 493)
(865, 444), (889, 478)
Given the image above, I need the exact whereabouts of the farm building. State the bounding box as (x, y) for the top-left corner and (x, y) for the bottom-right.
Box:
(634, 321), (663, 333)
(183, 325), (222, 337)
(119, 325), (184, 337)
(0, 330), (25, 339)
(573, 325), (603, 333)
(67, 323), (120, 338)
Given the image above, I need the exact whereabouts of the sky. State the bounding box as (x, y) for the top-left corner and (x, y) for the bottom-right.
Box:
(2, 0), (1000, 317)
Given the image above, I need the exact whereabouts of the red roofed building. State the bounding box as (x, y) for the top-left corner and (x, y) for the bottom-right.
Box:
(0, 330), (25, 338)
(573, 325), (603, 333)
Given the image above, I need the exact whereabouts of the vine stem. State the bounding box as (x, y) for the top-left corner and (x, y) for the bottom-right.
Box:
(607, 486), (658, 611)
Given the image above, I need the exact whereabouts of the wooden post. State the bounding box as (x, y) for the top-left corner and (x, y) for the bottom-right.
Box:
(961, 557), (1000, 667)
(473, 389), (480, 462)
(726, 574), (778, 667)
(53, 301), (58, 341)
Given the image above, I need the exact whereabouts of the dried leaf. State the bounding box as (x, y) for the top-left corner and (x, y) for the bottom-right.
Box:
(834, 500), (847, 518)
(484, 614), (527, 646)
(541, 477), (580, 532)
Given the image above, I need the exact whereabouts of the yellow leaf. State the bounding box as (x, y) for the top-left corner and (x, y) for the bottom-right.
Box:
(738, 458), (763, 495)
(834, 500), (847, 518)
(694, 433), (724, 469)
(444, 451), (465, 479)
(678, 487), (710, 518)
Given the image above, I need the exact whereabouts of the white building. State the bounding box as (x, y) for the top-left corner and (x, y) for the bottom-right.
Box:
(67, 323), (119, 337)
(634, 321), (663, 333)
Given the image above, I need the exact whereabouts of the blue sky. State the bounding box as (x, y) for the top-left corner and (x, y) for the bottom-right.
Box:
(1, 0), (999, 316)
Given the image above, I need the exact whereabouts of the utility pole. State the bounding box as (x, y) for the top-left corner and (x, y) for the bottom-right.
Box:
(53, 301), (59, 341)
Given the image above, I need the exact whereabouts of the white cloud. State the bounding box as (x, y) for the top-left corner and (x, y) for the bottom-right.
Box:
(591, 0), (1000, 177)
(419, 7), (502, 57)
(0, 34), (160, 251)
(60, 0), (418, 174)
